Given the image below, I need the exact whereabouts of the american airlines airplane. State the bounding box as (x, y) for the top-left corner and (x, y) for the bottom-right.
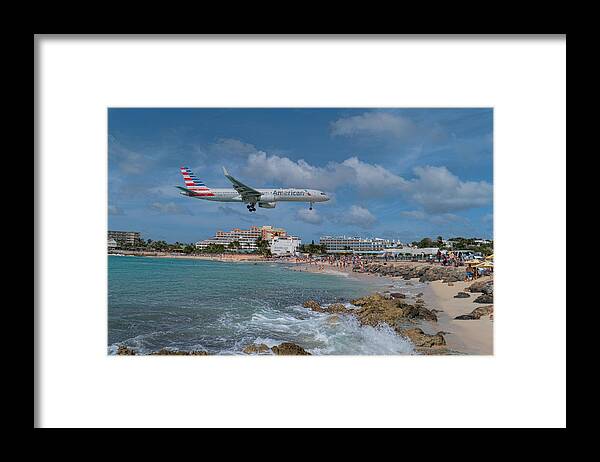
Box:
(176, 166), (330, 212)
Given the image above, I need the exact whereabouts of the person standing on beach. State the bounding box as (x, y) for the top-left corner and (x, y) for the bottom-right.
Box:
(465, 264), (474, 281)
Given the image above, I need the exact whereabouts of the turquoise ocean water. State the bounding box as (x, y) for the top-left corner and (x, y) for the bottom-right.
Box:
(108, 256), (421, 355)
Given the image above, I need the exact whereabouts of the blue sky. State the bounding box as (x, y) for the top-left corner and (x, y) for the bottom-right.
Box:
(108, 108), (493, 244)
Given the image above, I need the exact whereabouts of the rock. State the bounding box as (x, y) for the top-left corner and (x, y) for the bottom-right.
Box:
(116, 345), (136, 355)
(325, 303), (351, 313)
(150, 348), (210, 355)
(390, 292), (406, 299)
(473, 293), (493, 304)
(399, 328), (446, 348)
(467, 278), (493, 294)
(400, 303), (438, 322)
(303, 300), (322, 311)
(454, 305), (493, 320)
(454, 292), (471, 298)
(447, 282), (454, 286)
(350, 293), (438, 326)
(243, 343), (270, 354)
(271, 342), (311, 355)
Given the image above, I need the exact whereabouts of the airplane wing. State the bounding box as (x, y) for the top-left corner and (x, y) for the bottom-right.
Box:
(222, 167), (262, 202)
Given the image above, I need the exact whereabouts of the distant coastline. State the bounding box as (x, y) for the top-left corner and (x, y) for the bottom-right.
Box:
(109, 250), (268, 263)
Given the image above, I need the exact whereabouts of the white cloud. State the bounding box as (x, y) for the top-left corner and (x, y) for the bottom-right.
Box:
(296, 208), (323, 225)
(244, 152), (404, 196)
(150, 202), (191, 215)
(243, 151), (353, 190)
(330, 112), (416, 139)
(341, 157), (407, 193)
(108, 204), (125, 216)
(211, 138), (259, 157)
(406, 166), (492, 213)
(335, 205), (377, 228)
(400, 210), (427, 220)
(239, 145), (492, 214)
(108, 135), (147, 174)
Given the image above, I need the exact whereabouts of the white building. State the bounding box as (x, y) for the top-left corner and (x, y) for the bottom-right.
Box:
(319, 235), (401, 254)
(270, 236), (301, 256)
(107, 238), (118, 249)
(196, 225), (288, 252)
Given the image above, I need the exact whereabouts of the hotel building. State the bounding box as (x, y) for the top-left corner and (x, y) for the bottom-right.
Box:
(108, 230), (141, 246)
(196, 225), (292, 252)
(319, 235), (402, 254)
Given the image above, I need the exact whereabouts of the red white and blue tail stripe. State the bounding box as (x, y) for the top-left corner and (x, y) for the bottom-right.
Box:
(179, 167), (215, 196)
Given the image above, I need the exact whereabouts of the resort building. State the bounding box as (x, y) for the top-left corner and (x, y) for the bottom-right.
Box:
(319, 235), (402, 254)
(107, 238), (118, 249)
(108, 230), (141, 246)
(260, 225), (287, 241)
(196, 225), (289, 252)
(270, 236), (301, 256)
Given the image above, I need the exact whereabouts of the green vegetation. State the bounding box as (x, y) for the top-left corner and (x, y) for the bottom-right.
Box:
(299, 242), (327, 254)
(410, 236), (494, 256)
(447, 237), (494, 256)
(254, 237), (272, 257)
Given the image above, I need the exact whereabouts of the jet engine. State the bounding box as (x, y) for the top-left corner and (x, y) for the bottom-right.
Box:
(259, 193), (275, 202)
(258, 202), (276, 209)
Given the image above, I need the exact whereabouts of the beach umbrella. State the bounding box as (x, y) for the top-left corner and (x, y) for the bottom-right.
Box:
(485, 254), (494, 260)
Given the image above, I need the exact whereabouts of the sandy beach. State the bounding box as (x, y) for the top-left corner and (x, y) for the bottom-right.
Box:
(288, 260), (493, 355)
(421, 279), (493, 355)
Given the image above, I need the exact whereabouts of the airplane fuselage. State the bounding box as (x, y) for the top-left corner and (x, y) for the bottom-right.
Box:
(182, 188), (329, 204)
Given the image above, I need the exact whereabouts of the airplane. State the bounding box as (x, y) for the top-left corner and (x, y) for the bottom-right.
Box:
(176, 166), (330, 212)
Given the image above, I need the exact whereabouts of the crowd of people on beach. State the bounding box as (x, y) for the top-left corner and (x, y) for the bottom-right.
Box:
(293, 254), (368, 272)
(288, 249), (492, 282)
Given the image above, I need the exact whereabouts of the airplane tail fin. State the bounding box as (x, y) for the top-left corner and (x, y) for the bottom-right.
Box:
(178, 167), (215, 196)
(180, 167), (212, 191)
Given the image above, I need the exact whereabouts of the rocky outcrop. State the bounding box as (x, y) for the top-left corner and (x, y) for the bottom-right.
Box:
(398, 328), (446, 348)
(271, 342), (311, 355)
(303, 300), (350, 314)
(390, 292), (406, 299)
(243, 343), (270, 354)
(116, 345), (136, 355)
(357, 262), (465, 283)
(350, 293), (438, 327)
(454, 305), (493, 320)
(454, 292), (471, 298)
(150, 348), (210, 355)
(303, 300), (322, 311)
(473, 293), (493, 304)
(467, 278), (493, 295)
(326, 303), (351, 313)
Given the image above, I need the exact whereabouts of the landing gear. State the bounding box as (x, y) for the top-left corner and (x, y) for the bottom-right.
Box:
(246, 203), (256, 212)
(309, 202), (314, 210)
